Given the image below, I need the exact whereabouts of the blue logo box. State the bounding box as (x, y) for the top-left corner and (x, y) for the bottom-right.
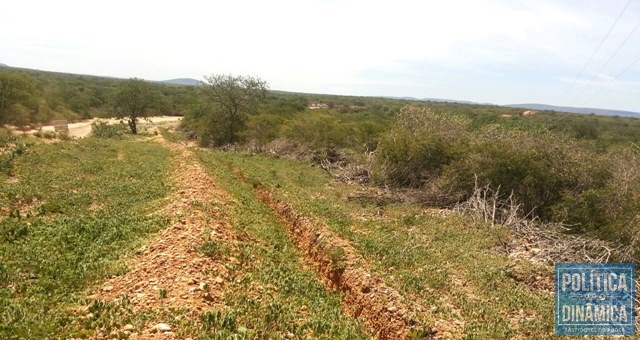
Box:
(555, 263), (635, 335)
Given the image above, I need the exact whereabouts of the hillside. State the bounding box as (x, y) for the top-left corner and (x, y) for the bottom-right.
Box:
(0, 127), (551, 338)
(0, 66), (197, 125)
(4, 119), (635, 337)
(3, 69), (640, 337)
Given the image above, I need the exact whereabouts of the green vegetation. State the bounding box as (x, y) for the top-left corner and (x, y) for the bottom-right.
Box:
(372, 106), (640, 245)
(197, 150), (556, 338)
(0, 137), (171, 338)
(184, 93), (640, 251)
(1, 131), (366, 338)
(0, 67), (196, 125)
(194, 151), (367, 338)
(112, 78), (161, 134)
(0, 72), (37, 125)
(3, 67), (640, 337)
(90, 121), (128, 139)
(182, 74), (268, 146)
(0, 128), (32, 175)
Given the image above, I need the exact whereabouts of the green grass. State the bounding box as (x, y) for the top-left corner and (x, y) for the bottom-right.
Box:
(0, 137), (171, 338)
(0, 131), (561, 338)
(196, 151), (368, 339)
(204, 151), (556, 338)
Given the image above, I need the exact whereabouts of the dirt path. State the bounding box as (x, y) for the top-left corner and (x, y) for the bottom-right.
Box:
(92, 138), (237, 338)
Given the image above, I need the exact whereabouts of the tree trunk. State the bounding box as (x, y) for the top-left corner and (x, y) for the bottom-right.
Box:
(128, 118), (137, 134)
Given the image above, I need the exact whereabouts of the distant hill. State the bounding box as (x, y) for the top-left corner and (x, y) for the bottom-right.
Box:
(160, 78), (202, 86)
(387, 96), (489, 105)
(507, 103), (640, 118)
(391, 97), (640, 118)
(0, 63), (7, 67)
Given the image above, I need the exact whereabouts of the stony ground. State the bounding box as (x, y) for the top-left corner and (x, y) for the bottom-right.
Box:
(92, 138), (239, 338)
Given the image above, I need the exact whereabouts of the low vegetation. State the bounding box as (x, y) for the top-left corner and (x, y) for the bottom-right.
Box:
(198, 150), (556, 338)
(0, 128), (32, 175)
(372, 106), (640, 246)
(0, 67), (195, 125)
(184, 94), (640, 255)
(90, 121), (128, 139)
(0, 137), (171, 338)
(3, 69), (640, 337)
(195, 151), (367, 338)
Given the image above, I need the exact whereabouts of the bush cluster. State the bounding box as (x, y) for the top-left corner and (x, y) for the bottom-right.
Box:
(373, 106), (640, 240)
(90, 121), (127, 139)
(0, 127), (16, 148)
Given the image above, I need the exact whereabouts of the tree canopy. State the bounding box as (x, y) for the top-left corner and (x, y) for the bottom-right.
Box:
(0, 72), (36, 124)
(194, 74), (269, 145)
(111, 78), (157, 134)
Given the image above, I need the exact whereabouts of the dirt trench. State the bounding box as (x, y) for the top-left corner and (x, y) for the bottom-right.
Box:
(220, 159), (425, 339)
(254, 188), (424, 339)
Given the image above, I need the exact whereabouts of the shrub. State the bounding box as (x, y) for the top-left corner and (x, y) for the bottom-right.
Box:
(372, 106), (468, 187)
(328, 246), (346, 273)
(553, 146), (640, 236)
(0, 143), (30, 175)
(440, 130), (608, 218)
(372, 105), (622, 230)
(241, 113), (285, 145)
(281, 113), (347, 149)
(90, 121), (127, 139)
(0, 127), (16, 148)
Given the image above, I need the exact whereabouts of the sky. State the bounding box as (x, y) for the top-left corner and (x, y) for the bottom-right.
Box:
(2, 0), (640, 112)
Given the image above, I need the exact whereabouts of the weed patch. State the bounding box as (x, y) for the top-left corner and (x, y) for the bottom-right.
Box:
(209, 150), (557, 338)
(0, 137), (171, 338)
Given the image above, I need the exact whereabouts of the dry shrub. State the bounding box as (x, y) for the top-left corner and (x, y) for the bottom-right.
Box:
(319, 152), (372, 185)
(262, 138), (310, 160)
(456, 178), (625, 264)
(442, 128), (608, 219)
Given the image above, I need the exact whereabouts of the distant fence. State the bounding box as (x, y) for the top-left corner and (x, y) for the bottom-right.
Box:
(51, 120), (68, 133)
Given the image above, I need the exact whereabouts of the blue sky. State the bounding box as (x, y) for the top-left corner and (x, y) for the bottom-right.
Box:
(1, 0), (640, 112)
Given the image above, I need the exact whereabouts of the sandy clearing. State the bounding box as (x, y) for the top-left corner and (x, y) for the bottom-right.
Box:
(12, 116), (182, 139)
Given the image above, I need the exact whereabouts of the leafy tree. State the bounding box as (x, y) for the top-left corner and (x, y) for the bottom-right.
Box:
(0, 72), (36, 124)
(111, 78), (157, 134)
(198, 74), (268, 145)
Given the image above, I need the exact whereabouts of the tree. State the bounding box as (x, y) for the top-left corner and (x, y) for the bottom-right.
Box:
(0, 72), (36, 124)
(111, 78), (157, 134)
(199, 74), (268, 145)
